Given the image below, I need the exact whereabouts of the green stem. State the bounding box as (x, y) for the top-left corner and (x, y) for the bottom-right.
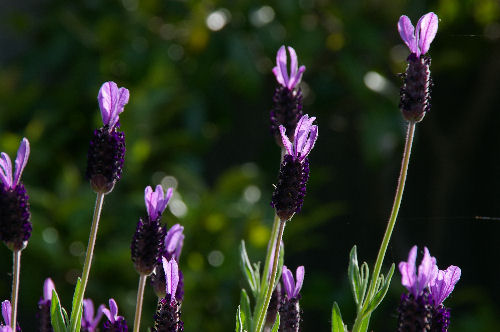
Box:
(253, 219), (286, 332)
(10, 250), (21, 331)
(133, 274), (148, 332)
(70, 192), (105, 332)
(353, 122), (416, 332)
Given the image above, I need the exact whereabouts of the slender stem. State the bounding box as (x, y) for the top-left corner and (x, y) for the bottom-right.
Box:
(70, 192), (105, 332)
(353, 122), (416, 332)
(260, 214), (280, 291)
(254, 219), (286, 332)
(10, 250), (21, 331)
(133, 274), (148, 332)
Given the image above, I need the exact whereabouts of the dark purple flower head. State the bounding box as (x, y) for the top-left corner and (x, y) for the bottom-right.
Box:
(164, 224), (184, 261)
(282, 266), (304, 300)
(280, 115), (318, 163)
(398, 12), (438, 57)
(399, 246), (438, 298)
(81, 299), (105, 332)
(98, 82), (130, 131)
(273, 46), (306, 91)
(271, 115), (317, 221)
(38, 278), (55, 332)
(102, 299), (127, 332)
(0, 138), (29, 191)
(0, 138), (31, 251)
(145, 185), (173, 222)
(86, 82), (128, 194)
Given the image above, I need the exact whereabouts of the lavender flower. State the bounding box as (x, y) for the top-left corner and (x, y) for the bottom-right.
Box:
(0, 138), (31, 251)
(279, 266), (304, 332)
(270, 46), (306, 143)
(102, 299), (128, 332)
(271, 115), (318, 221)
(37, 278), (55, 332)
(1, 301), (20, 332)
(131, 185), (173, 275)
(81, 299), (105, 332)
(152, 258), (184, 332)
(151, 224), (185, 299)
(398, 12), (438, 122)
(86, 82), (129, 194)
(397, 246), (461, 332)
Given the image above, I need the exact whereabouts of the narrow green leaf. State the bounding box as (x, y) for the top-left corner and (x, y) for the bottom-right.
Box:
(239, 289), (252, 330)
(364, 264), (395, 315)
(69, 278), (83, 332)
(235, 306), (243, 332)
(348, 246), (362, 307)
(240, 241), (258, 298)
(270, 312), (280, 332)
(50, 289), (67, 332)
(331, 302), (346, 332)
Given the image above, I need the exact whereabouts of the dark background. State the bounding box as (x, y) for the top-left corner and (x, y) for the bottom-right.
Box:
(1, 0), (499, 330)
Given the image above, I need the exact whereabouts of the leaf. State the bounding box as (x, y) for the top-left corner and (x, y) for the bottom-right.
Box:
(50, 289), (67, 332)
(239, 289), (252, 330)
(271, 312), (280, 332)
(235, 306), (243, 332)
(331, 302), (346, 332)
(69, 278), (83, 332)
(348, 246), (369, 312)
(364, 264), (395, 315)
(240, 241), (259, 298)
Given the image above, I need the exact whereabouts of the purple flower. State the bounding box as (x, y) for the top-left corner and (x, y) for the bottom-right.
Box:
(398, 12), (438, 57)
(281, 266), (304, 300)
(0, 138), (29, 191)
(86, 82), (128, 194)
(38, 278), (55, 332)
(271, 115), (318, 221)
(163, 257), (180, 302)
(280, 115), (318, 163)
(102, 299), (127, 332)
(399, 246), (438, 298)
(81, 299), (105, 332)
(0, 138), (32, 251)
(1, 301), (11, 328)
(98, 82), (130, 131)
(430, 265), (461, 307)
(145, 185), (174, 222)
(272, 46), (306, 91)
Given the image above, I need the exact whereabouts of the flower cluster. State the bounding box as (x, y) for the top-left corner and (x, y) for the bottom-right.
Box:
(397, 246), (461, 331)
(270, 46), (306, 144)
(271, 114), (318, 221)
(398, 12), (438, 122)
(0, 138), (31, 252)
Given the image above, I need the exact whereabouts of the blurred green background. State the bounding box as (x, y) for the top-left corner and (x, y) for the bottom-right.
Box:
(1, 0), (500, 330)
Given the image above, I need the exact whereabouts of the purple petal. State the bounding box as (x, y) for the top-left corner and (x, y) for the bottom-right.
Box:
(108, 87), (130, 129)
(165, 224), (184, 258)
(288, 47), (298, 83)
(1, 301), (11, 325)
(43, 278), (55, 302)
(93, 304), (105, 329)
(102, 299), (118, 323)
(98, 82), (118, 126)
(399, 245), (417, 293)
(281, 266), (295, 299)
(272, 46), (286, 86)
(272, 67), (284, 86)
(293, 266), (305, 298)
(294, 115), (316, 160)
(277, 46), (289, 88)
(163, 257), (179, 300)
(144, 186), (154, 219)
(0, 152), (13, 189)
(397, 15), (417, 54)
(298, 124), (318, 162)
(279, 126), (293, 156)
(431, 265), (461, 305)
(0, 326), (12, 332)
(83, 299), (95, 326)
(416, 12), (438, 55)
(288, 65), (306, 91)
(13, 138), (30, 187)
(156, 187), (173, 216)
(416, 247), (438, 295)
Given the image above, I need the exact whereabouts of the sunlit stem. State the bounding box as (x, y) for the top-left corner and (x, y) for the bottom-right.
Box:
(70, 192), (105, 332)
(133, 274), (148, 332)
(10, 250), (21, 331)
(352, 121), (416, 332)
(254, 219), (286, 332)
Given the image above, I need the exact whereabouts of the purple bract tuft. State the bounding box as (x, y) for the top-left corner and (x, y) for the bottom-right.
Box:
(81, 299), (105, 332)
(398, 13), (438, 57)
(145, 185), (174, 222)
(281, 266), (305, 300)
(102, 299), (128, 332)
(38, 278), (55, 332)
(0, 138), (32, 251)
(98, 82), (130, 131)
(272, 46), (306, 91)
